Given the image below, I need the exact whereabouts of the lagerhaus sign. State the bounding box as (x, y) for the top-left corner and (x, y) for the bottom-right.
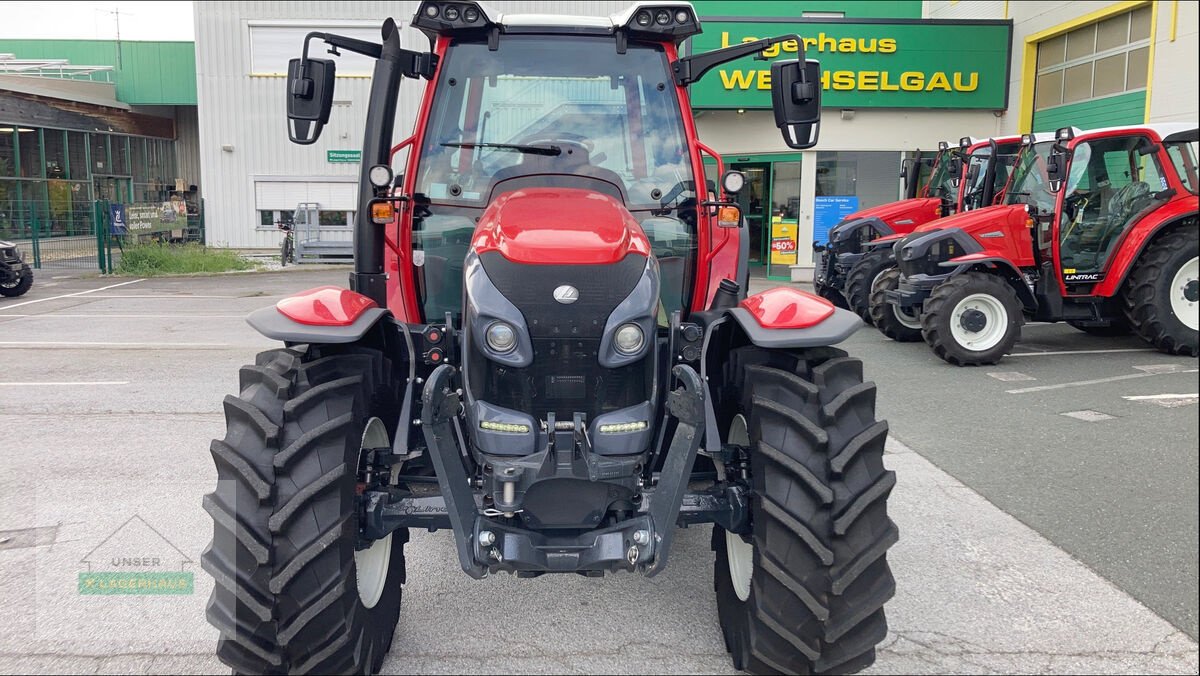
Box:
(686, 19), (1012, 110)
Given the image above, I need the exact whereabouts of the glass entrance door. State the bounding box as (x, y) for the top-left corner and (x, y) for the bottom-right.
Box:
(731, 162), (770, 268)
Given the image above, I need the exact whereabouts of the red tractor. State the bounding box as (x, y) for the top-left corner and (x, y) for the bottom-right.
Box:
(817, 136), (1022, 337)
(887, 124), (1199, 365)
(203, 3), (897, 675)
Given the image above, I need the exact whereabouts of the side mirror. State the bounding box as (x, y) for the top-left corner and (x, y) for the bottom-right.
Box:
(771, 59), (821, 150)
(287, 57), (336, 145)
(1046, 149), (1066, 192)
(949, 155), (963, 187)
(966, 163), (981, 186)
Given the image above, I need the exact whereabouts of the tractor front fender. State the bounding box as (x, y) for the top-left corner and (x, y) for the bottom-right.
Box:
(940, 254), (1037, 312)
(247, 285), (391, 343)
(726, 286), (861, 348)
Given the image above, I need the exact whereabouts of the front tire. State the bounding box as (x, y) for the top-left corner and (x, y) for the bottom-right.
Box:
(1123, 228), (1199, 356)
(0, 264), (33, 297)
(867, 268), (923, 342)
(845, 250), (892, 324)
(715, 347), (897, 675)
(203, 346), (406, 674)
(921, 271), (1023, 366)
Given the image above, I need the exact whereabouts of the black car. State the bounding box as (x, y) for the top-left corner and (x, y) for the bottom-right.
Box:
(0, 240), (33, 297)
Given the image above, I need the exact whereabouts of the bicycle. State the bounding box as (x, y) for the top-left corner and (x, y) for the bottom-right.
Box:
(277, 220), (295, 265)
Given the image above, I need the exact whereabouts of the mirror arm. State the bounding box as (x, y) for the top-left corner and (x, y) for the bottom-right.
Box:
(302, 31), (438, 80)
(673, 34), (801, 86)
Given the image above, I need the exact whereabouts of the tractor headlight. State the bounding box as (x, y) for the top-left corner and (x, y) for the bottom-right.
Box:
(614, 323), (645, 354)
(485, 321), (517, 353)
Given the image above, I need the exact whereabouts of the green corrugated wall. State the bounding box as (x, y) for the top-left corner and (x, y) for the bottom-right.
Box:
(1032, 91), (1146, 133)
(0, 39), (196, 105)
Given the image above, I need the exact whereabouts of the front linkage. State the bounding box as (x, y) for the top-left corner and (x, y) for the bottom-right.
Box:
(364, 362), (715, 577)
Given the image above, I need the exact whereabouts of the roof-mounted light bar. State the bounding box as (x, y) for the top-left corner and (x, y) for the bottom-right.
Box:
(412, 2), (498, 39)
(615, 3), (701, 42)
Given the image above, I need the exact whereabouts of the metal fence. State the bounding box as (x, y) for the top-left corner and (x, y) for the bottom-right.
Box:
(0, 198), (204, 273)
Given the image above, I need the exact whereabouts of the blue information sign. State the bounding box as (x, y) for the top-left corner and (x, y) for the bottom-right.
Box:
(812, 196), (859, 244)
(109, 203), (128, 235)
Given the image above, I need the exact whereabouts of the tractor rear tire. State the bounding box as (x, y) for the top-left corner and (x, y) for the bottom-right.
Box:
(203, 345), (406, 674)
(0, 264), (32, 297)
(845, 250), (892, 324)
(1122, 228), (1199, 357)
(921, 271), (1023, 366)
(868, 267), (923, 342)
(714, 347), (897, 675)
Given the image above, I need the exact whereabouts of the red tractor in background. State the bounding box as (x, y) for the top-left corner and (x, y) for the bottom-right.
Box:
(812, 140), (957, 311)
(203, 3), (897, 675)
(816, 136), (1023, 339)
(888, 124), (1199, 365)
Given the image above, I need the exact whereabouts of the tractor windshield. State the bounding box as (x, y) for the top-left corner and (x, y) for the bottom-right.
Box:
(412, 35), (697, 323)
(923, 147), (958, 200)
(1004, 141), (1057, 212)
(961, 142), (1021, 210)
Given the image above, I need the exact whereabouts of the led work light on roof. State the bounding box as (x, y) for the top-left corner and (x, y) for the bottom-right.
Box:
(938, 141), (949, 151)
(635, 11), (653, 27)
(1021, 133), (1034, 145)
(413, 2), (497, 36)
(959, 136), (972, 149)
(1056, 127), (1075, 141)
(616, 3), (700, 41)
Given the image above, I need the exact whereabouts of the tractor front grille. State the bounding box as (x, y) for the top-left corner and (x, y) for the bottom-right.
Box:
(471, 338), (651, 424)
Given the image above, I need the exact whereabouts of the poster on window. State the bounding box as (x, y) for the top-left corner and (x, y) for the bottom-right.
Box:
(813, 196), (860, 244)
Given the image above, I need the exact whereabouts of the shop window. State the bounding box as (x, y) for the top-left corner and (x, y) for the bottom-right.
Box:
(814, 151), (902, 243)
(66, 132), (89, 180)
(1034, 8), (1151, 112)
(18, 128), (42, 178)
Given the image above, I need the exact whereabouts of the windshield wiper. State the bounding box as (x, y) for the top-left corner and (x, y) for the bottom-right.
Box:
(441, 142), (561, 156)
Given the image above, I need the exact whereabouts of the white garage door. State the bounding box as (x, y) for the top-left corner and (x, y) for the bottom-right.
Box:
(254, 180), (357, 211)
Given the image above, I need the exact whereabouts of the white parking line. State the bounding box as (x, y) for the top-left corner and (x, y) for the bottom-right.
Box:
(1007, 348), (1156, 357)
(0, 381), (129, 386)
(79, 294), (240, 299)
(987, 371), (1036, 382)
(1006, 368), (1199, 394)
(0, 278), (145, 309)
(1122, 393), (1199, 408)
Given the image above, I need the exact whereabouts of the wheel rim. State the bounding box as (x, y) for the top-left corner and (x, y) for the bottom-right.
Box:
(1171, 256), (1199, 332)
(725, 414), (754, 603)
(893, 301), (922, 329)
(949, 292), (1008, 352)
(354, 417), (392, 609)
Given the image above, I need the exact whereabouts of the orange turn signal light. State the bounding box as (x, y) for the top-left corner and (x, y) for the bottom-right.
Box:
(718, 206), (740, 227)
(371, 201), (394, 224)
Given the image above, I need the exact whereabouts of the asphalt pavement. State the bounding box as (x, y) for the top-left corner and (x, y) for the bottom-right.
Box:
(0, 268), (1195, 674)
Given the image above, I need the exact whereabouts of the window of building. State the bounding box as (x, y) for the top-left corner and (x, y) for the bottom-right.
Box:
(1035, 7), (1152, 110)
(111, 135), (130, 176)
(248, 22), (380, 76)
(318, 210), (352, 226)
(66, 132), (89, 180)
(0, 129), (14, 177)
(814, 151), (903, 243)
(18, 128), (42, 178)
(44, 130), (67, 179)
(90, 133), (110, 173)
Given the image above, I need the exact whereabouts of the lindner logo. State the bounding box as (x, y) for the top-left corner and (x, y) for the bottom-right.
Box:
(553, 285), (579, 304)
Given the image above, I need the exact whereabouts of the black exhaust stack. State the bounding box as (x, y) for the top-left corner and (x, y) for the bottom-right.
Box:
(351, 20), (406, 305)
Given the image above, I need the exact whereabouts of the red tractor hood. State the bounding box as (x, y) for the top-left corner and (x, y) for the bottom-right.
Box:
(845, 197), (941, 228)
(908, 203), (1026, 237)
(470, 187), (651, 265)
